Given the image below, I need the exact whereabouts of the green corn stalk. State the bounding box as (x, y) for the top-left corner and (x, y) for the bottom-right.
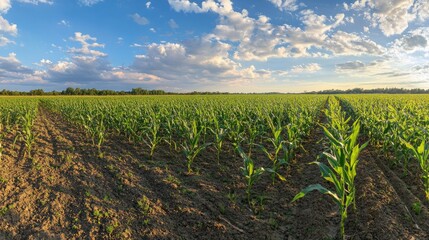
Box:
(258, 116), (288, 183)
(181, 120), (210, 173)
(226, 117), (245, 150)
(143, 113), (163, 159)
(237, 146), (265, 204)
(401, 138), (429, 199)
(0, 112), (10, 161)
(80, 112), (106, 157)
(164, 117), (178, 152)
(292, 118), (367, 239)
(208, 115), (227, 163)
(14, 109), (38, 159)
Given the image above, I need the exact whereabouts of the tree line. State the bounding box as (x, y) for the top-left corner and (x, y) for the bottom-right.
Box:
(304, 88), (429, 94)
(1, 87), (429, 96)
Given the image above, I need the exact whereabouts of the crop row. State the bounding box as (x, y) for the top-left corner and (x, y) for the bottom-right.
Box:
(341, 95), (429, 199)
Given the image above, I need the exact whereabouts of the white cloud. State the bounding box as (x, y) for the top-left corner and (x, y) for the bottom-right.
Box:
(16, 0), (53, 4)
(79, 0), (103, 6)
(109, 69), (161, 84)
(146, 1), (151, 9)
(267, 0), (299, 11)
(130, 43), (143, 48)
(168, 0), (206, 13)
(68, 32), (106, 57)
(349, 0), (429, 36)
(0, 35), (13, 46)
(131, 13), (149, 25)
(168, 19), (179, 29)
(0, 53), (44, 84)
(40, 58), (53, 65)
(167, 0), (384, 62)
(291, 63), (321, 73)
(58, 20), (70, 27)
(0, 16), (17, 35)
(389, 27), (429, 57)
(345, 16), (354, 23)
(413, 0), (429, 21)
(131, 36), (270, 87)
(0, 0), (11, 13)
(326, 31), (385, 55)
(44, 32), (165, 87)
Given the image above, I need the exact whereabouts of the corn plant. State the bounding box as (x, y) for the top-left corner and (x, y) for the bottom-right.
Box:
(164, 116), (178, 152)
(14, 109), (38, 159)
(401, 138), (429, 199)
(226, 117), (246, 149)
(208, 114), (227, 162)
(181, 119), (210, 173)
(257, 117), (288, 183)
(0, 112), (11, 161)
(293, 109), (367, 239)
(80, 112), (106, 157)
(143, 111), (163, 159)
(237, 146), (265, 204)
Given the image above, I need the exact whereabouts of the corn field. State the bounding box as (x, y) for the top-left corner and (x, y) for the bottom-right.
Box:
(1, 95), (429, 239)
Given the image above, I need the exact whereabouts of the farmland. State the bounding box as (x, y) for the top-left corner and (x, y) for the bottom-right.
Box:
(0, 95), (429, 239)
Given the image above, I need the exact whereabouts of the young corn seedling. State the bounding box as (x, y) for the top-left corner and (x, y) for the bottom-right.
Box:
(0, 112), (10, 161)
(401, 138), (429, 199)
(143, 113), (163, 159)
(226, 117), (246, 150)
(164, 117), (178, 152)
(237, 146), (265, 204)
(14, 109), (37, 159)
(80, 113), (106, 157)
(181, 120), (210, 173)
(292, 120), (367, 239)
(258, 117), (288, 184)
(208, 115), (227, 163)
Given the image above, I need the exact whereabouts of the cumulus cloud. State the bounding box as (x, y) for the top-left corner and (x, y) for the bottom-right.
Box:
(325, 31), (385, 55)
(131, 36), (270, 86)
(291, 63), (321, 73)
(267, 0), (299, 11)
(0, 35), (12, 46)
(402, 35), (427, 50)
(413, 0), (429, 21)
(166, 0), (385, 62)
(0, 53), (44, 84)
(146, 1), (151, 9)
(45, 32), (162, 87)
(0, 16), (17, 35)
(46, 33), (111, 84)
(131, 13), (149, 25)
(68, 32), (106, 57)
(349, 0), (429, 36)
(390, 27), (429, 54)
(0, 0), (11, 13)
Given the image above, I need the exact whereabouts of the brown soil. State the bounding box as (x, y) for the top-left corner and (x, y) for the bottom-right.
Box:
(0, 106), (428, 239)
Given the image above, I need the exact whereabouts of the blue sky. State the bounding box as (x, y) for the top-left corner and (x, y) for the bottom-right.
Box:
(0, 0), (428, 92)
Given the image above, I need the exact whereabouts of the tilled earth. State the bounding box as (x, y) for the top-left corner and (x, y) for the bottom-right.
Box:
(0, 107), (428, 239)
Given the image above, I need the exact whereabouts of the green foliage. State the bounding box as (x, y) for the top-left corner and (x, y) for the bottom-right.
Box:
(293, 97), (367, 239)
(237, 146), (265, 203)
(401, 138), (429, 199)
